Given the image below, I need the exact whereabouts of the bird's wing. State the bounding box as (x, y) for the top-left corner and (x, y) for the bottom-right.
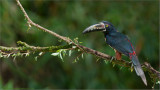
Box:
(105, 32), (134, 56)
(105, 32), (147, 85)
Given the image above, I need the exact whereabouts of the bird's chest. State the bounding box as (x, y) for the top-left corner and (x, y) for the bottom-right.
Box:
(104, 35), (118, 52)
(105, 34), (117, 46)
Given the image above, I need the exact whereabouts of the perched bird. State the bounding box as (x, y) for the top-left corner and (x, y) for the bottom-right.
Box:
(83, 21), (147, 86)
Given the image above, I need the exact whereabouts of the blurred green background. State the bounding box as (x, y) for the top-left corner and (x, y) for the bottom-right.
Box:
(0, 0), (159, 89)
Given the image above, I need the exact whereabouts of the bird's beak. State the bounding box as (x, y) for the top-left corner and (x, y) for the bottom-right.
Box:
(83, 23), (105, 34)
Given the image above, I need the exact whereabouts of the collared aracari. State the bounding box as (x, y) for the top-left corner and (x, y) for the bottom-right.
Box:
(83, 21), (147, 86)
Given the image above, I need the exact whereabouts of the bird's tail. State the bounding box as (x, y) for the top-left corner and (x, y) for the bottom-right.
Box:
(131, 54), (147, 86)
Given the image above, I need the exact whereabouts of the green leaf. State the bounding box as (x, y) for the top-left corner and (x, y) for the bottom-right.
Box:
(120, 67), (123, 70)
(104, 60), (109, 64)
(72, 46), (76, 49)
(51, 49), (68, 62)
(69, 50), (72, 56)
(58, 39), (62, 42)
(51, 52), (59, 56)
(62, 50), (67, 56)
(7, 54), (10, 58)
(12, 54), (16, 57)
(39, 52), (43, 56)
(59, 53), (63, 62)
(0, 53), (3, 58)
(72, 59), (77, 63)
(113, 64), (115, 67)
(112, 62), (115, 67)
(96, 58), (100, 62)
(25, 53), (29, 57)
(77, 57), (79, 60)
(13, 56), (16, 61)
(156, 81), (160, 84)
(81, 53), (84, 59)
(69, 42), (72, 45)
(78, 49), (80, 52)
(17, 52), (21, 56)
(35, 56), (38, 61)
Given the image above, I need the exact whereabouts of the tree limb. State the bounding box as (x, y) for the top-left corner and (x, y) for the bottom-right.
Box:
(2, 0), (159, 84)
(0, 41), (73, 53)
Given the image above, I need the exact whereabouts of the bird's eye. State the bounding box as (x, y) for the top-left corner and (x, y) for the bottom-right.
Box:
(106, 24), (109, 27)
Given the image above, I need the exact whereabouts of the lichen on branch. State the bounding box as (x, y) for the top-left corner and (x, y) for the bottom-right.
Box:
(0, 41), (73, 59)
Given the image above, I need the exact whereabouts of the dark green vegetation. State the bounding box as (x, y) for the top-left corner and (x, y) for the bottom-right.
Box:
(0, 0), (159, 89)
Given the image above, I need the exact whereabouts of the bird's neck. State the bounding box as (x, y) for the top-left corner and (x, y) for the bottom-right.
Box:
(103, 29), (117, 36)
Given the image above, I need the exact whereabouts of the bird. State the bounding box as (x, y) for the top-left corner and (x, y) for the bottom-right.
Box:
(82, 21), (147, 86)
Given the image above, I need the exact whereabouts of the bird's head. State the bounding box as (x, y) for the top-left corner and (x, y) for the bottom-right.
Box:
(83, 21), (116, 34)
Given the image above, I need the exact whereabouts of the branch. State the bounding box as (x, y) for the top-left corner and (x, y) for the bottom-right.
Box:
(0, 41), (72, 53)
(16, 0), (72, 44)
(15, 0), (131, 67)
(2, 0), (158, 85)
(0, 41), (73, 58)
